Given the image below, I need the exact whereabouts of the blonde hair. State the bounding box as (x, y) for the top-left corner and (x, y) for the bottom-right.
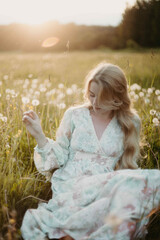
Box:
(74, 62), (141, 170)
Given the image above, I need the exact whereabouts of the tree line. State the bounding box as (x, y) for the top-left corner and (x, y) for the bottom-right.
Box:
(0, 0), (159, 51)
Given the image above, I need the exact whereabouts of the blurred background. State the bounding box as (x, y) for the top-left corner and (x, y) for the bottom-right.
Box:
(0, 0), (160, 51)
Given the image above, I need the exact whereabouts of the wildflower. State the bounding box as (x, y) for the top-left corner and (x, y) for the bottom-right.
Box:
(22, 97), (30, 104)
(144, 98), (150, 104)
(32, 99), (40, 106)
(58, 83), (64, 89)
(6, 95), (10, 100)
(71, 84), (78, 91)
(32, 78), (38, 84)
(40, 87), (47, 92)
(139, 92), (144, 97)
(57, 103), (66, 109)
(66, 88), (73, 95)
(57, 93), (65, 100)
(156, 112), (160, 118)
(28, 74), (33, 78)
(152, 118), (159, 126)
(150, 109), (156, 115)
(147, 88), (153, 94)
(134, 94), (139, 101)
(155, 89), (160, 95)
(35, 91), (40, 96)
(130, 83), (141, 91)
(3, 75), (8, 80)
(1, 116), (7, 122)
(6, 143), (10, 149)
(129, 91), (135, 97)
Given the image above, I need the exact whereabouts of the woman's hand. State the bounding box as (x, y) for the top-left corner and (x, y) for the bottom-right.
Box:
(22, 110), (48, 147)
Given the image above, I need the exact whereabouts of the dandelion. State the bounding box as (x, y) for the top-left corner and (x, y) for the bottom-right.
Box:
(134, 94), (139, 101)
(32, 99), (40, 106)
(3, 75), (8, 80)
(6, 143), (10, 149)
(71, 84), (78, 91)
(58, 83), (64, 89)
(40, 87), (47, 92)
(130, 83), (141, 91)
(66, 88), (73, 95)
(57, 103), (66, 109)
(144, 98), (150, 104)
(147, 88), (153, 94)
(129, 91), (135, 97)
(150, 109), (156, 115)
(139, 92), (144, 97)
(35, 91), (40, 96)
(22, 97), (30, 104)
(152, 118), (159, 126)
(57, 93), (65, 100)
(156, 112), (160, 119)
(1, 116), (7, 122)
(28, 74), (33, 78)
(6, 95), (10, 100)
(32, 78), (38, 84)
(155, 89), (160, 95)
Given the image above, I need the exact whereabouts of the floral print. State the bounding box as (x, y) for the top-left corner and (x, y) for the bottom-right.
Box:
(20, 107), (160, 240)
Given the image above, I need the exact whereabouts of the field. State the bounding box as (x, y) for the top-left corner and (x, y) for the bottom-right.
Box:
(0, 49), (160, 239)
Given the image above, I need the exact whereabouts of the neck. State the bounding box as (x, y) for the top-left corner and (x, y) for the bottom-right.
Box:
(90, 108), (114, 120)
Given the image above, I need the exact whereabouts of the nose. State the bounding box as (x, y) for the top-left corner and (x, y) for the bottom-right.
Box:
(93, 97), (98, 106)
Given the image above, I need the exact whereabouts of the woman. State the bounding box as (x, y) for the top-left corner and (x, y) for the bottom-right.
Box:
(20, 62), (160, 240)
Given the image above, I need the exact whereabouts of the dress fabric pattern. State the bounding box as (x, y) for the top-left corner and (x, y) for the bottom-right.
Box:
(20, 107), (160, 240)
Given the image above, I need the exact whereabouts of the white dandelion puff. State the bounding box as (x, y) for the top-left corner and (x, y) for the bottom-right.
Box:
(22, 97), (30, 104)
(155, 89), (160, 95)
(66, 88), (73, 95)
(147, 88), (153, 94)
(144, 98), (150, 104)
(32, 99), (40, 106)
(58, 83), (64, 89)
(150, 109), (156, 115)
(152, 118), (159, 126)
(3, 75), (8, 80)
(139, 92), (144, 97)
(57, 103), (66, 109)
(28, 74), (33, 78)
(130, 83), (141, 91)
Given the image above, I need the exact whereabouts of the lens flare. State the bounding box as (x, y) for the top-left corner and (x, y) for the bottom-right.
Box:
(41, 37), (59, 48)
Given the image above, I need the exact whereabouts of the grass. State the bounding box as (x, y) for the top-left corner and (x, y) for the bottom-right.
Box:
(0, 49), (160, 239)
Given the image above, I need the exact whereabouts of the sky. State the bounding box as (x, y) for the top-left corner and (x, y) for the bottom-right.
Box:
(0, 0), (137, 26)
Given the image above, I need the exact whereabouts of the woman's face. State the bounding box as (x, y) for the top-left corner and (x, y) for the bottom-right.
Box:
(88, 81), (103, 113)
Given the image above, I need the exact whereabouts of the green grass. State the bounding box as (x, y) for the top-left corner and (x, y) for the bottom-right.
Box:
(0, 49), (160, 239)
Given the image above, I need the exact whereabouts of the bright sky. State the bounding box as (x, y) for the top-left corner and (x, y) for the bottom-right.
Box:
(0, 0), (136, 26)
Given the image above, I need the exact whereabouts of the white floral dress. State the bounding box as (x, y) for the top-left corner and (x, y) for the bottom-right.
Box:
(20, 106), (160, 240)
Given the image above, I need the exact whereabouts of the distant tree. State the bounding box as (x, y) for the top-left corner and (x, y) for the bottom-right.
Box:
(119, 0), (160, 48)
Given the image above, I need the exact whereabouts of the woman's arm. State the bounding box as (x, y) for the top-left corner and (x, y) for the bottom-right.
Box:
(22, 107), (74, 181)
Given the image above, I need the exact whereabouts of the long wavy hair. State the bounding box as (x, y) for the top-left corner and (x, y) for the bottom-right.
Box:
(74, 62), (141, 170)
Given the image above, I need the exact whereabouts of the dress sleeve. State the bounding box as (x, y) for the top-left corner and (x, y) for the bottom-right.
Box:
(33, 107), (74, 181)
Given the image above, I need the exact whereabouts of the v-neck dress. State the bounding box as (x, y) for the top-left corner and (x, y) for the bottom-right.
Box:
(20, 106), (160, 240)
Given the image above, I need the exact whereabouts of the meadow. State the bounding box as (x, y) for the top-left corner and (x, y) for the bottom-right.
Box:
(0, 49), (160, 239)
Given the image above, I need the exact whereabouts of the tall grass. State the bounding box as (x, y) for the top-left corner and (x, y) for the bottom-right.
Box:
(0, 49), (160, 239)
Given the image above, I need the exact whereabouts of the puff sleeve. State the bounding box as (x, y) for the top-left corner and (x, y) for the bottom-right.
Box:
(33, 107), (74, 181)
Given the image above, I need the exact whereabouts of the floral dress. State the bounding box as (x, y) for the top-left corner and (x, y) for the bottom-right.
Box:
(20, 106), (160, 240)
